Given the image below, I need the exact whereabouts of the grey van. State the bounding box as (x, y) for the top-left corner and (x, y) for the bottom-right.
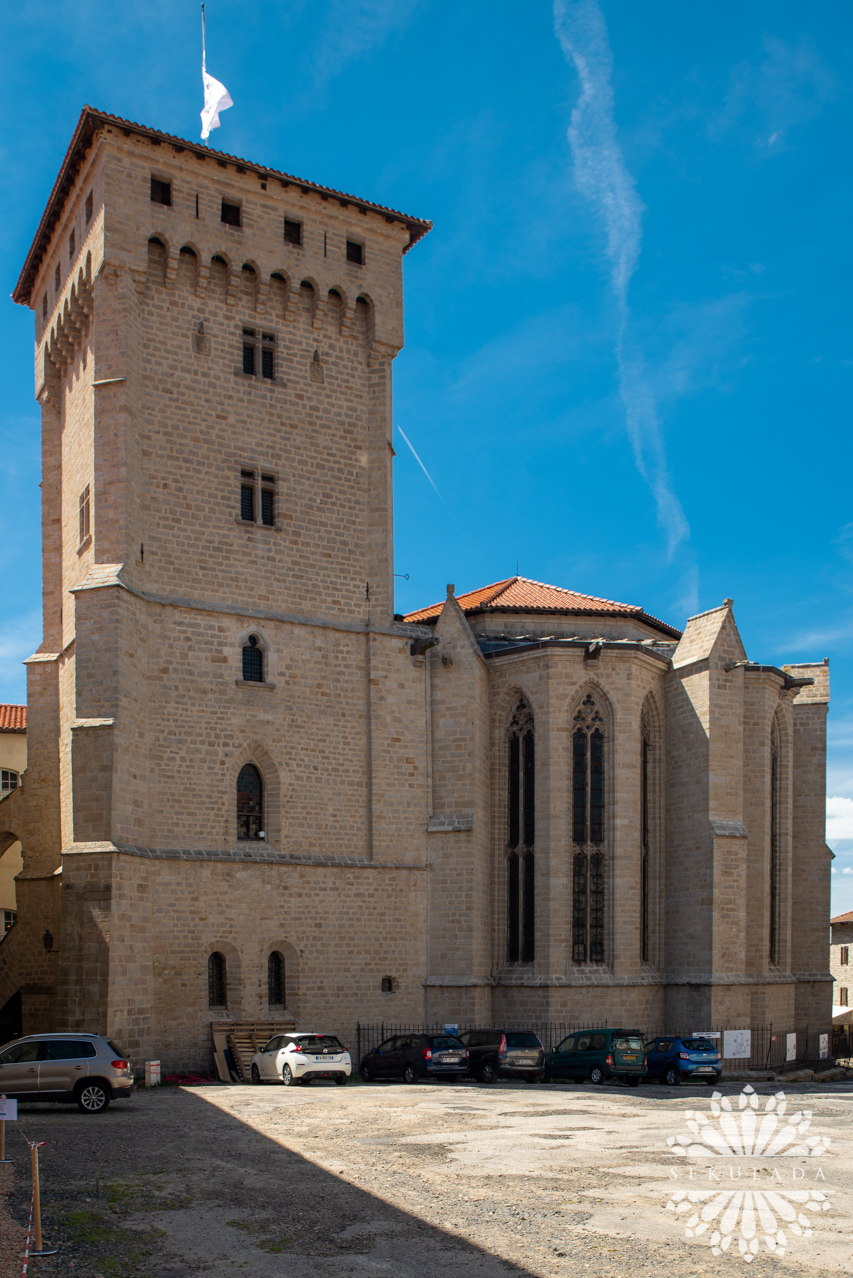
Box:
(544, 1028), (646, 1085)
(0, 1034), (134, 1112)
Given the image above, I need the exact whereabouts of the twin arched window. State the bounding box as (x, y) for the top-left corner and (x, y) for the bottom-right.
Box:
(506, 698), (534, 964)
(572, 694), (606, 964)
(237, 764), (263, 840)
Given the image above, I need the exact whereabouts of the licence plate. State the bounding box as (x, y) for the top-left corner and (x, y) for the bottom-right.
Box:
(621, 1054), (638, 1061)
(694, 1067), (714, 1073)
(441, 1055), (461, 1063)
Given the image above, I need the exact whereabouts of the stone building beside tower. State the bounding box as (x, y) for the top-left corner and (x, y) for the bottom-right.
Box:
(0, 108), (832, 1069)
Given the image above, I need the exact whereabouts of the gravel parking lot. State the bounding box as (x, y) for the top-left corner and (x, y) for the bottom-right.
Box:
(2, 1076), (851, 1277)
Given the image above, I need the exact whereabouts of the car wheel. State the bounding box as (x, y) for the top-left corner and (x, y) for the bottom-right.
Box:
(479, 1061), (496, 1084)
(335, 1074), (348, 1086)
(542, 1068), (552, 1084)
(76, 1081), (110, 1113)
(665, 1065), (680, 1087)
(628, 1075), (640, 1087)
(251, 1064), (261, 1085)
(360, 1062), (373, 1083)
(589, 1066), (604, 1085)
(402, 1063), (418, 1085)
(525, 1073), (538, 1084)
(282, 1064), (295, 1086)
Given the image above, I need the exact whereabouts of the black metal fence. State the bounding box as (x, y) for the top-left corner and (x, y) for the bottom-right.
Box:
(353, 1020), (835, 1072)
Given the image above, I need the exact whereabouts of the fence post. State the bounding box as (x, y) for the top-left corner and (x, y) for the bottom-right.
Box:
(28, 1139), (58, 1258)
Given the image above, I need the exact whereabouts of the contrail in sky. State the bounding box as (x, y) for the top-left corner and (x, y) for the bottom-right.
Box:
(553, 0), (689, 556)
(396, 425), (453, 515)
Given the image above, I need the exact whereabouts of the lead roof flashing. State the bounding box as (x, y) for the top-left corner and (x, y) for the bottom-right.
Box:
(13, 106), (433, 307)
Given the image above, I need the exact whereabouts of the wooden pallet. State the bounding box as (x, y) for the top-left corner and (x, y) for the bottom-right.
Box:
(211, 1020), (296, 1082)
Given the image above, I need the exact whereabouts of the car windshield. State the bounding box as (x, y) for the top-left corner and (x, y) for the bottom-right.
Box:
(428, 1037), (463, 1050)
(296, 1036), (344, 1052)
(613, 1036), (644, 1051)
(505, 1033), (542, 1049)
(555, 1037), (574, 1053)
(681, 1039), (717, 1051)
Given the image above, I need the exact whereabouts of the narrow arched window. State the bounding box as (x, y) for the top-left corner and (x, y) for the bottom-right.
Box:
(242, 635), (263, 682)
(641, 731), (650, 963)
(208, 952), (226, 1007)
(237, 764), (263, 840)
(571, 693), (606, 963)
(770, 719), (781, 966)
(506, 698), (534, 963)
(147, 236), (166, 285)
(268, 951), (285, 1005)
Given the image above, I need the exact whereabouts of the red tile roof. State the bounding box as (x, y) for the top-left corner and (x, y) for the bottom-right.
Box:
(404, 576), (681, 638)
(832, 910), (853, 924)
(0, 705), (26, 732)
(13, 107), (432, 306)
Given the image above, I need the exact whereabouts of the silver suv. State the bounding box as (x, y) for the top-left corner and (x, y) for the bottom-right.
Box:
(0, 1033), (134, 1113)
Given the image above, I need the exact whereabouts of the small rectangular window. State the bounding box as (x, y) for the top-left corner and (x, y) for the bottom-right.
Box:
(380, 976), (396, 993)
(240, 484), (255, 522)
(151, 177), (172, 206)
(3, 910), (16, 933)
(78, 484), (91, 544)
(221, 200), (241, 227)
(346, 240), (364, 265)
(242, 344), (255, 375)
(261, 488), (275, 526)
(842, 946), (850, 966)
(69, 229), (76, 259)
(261, 347), (274, 379)
(85, 191), (93, 223)
(1, 770), (19, 793)
(840, 988), (849, 1006)
(284, 218), (302, 245)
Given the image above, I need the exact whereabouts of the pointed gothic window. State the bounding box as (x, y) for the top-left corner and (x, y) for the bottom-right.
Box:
(571, 693), (606, 963)
(237, 764), (263, 840)
(506, 697), (535, 963)
(770, 719), (781, 966)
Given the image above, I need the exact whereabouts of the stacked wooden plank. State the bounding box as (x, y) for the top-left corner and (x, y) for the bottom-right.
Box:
(210, 1020), (296, 1082)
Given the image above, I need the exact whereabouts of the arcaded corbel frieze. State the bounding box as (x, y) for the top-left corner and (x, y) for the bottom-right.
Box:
(195, 257), (210, 300)
(341, 295), (357, 337)
(311, 291), (329, 332)
(256, 276), (270, 315)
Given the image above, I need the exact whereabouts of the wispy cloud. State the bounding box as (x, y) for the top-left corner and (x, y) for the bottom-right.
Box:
(553, 0), (689, 557)
(713, 34), (837, 153)
(311, 0), (423, 90)
(828, 796), (853, 842)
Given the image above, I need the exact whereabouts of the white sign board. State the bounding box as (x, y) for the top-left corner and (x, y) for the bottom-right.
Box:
(723, 1029), (751, 1060)
(444, 1024), (460, 1038)
(819, 1033), (829, 1060)
(0, 1097), (17, 1121)
(145, 1061), (161, 1087)
(786, 1033), (797, 1062)
(693, 1031), (720, 1039)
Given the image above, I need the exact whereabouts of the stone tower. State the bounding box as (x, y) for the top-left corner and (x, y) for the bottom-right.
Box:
(1, 108), (434, 1061)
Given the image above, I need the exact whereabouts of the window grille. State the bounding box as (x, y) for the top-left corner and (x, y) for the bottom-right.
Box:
(240, 328), (276, 380)
(268, 951), (285, 1004)
(151, 177), (172, 206)
(242, 343), (255, 375)
(261, 487), (275, 526)
(381, 976), (396, 993)
(284, 218), (302, 245)
(78, 484), (91, 544)
(1, 770), (18, 793)
(208, 952), (226, 1007)
(85, 191), (93, 223)
(221, 200), (241, 226)
(346, 240), (364, 264)
(242, 635), (264, 683)
(506, 697), (534, 964)
(842, 946), (850, 967)
(237, 763), (263, 839)
(571, 693), (606, 963)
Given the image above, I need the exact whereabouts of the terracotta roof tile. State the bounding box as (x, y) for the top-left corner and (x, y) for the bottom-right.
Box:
(832, 910), (853, 924)
(0, 704), (26, 732)
(14, 107), (432, 306)
(404, 576), (680, 637)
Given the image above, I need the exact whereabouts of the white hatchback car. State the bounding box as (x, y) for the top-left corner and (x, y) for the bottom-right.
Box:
(250, 1033), (352, 1087)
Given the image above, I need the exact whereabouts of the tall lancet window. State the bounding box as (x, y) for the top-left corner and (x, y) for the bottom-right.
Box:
(770, 719), (781, 967)
(506, 698), (535, 963)
(572, 693), (606, 963)
(641, 727), (651, 963)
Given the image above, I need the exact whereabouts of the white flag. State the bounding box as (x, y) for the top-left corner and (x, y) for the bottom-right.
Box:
(201, 65), (233, 141)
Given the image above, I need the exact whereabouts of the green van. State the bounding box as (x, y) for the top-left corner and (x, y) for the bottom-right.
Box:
(543, 1028), (646, 1086)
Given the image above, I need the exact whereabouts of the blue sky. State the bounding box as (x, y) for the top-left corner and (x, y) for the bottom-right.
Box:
(1, 1), (851, 908)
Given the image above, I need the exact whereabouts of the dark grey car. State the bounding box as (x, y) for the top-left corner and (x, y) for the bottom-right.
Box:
(0, 1033), (134, 1112)
(458, 1029), (545, 1083)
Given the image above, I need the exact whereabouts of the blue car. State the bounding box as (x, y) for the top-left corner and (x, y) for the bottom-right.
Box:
(645, 1036), (721, 1086)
